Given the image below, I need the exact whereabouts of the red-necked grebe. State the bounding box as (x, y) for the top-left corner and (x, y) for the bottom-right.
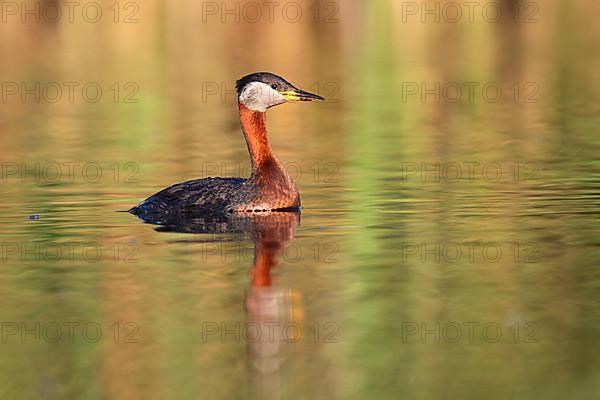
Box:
(130, 72), (323, 219)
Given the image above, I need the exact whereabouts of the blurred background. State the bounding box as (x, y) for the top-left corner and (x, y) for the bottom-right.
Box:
(0, 0), (599, 399)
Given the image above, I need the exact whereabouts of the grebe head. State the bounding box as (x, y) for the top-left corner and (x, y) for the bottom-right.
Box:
(236, 72), (324, 112)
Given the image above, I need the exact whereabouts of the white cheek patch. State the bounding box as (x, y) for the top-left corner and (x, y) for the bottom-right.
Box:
(240, 82), (286, 112)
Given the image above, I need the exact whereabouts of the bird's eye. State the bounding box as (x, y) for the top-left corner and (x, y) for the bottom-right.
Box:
(271, 84), (278, 90)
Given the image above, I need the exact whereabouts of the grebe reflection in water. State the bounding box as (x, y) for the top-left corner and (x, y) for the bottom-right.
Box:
(152, 211), (302, 377)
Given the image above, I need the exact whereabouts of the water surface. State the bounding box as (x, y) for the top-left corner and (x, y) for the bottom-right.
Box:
(1, 1), (599, 399)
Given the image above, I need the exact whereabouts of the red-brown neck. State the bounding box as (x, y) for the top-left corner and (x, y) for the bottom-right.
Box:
(238, 103), (275, 170)
(237, 102), (299, 208)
